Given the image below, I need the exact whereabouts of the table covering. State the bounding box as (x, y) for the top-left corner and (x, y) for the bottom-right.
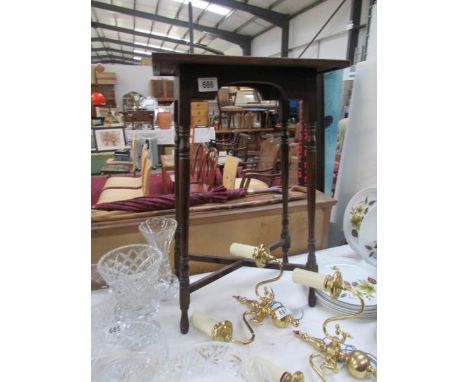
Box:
(92, 245), (377, 381)
(125, 127), (216, 146)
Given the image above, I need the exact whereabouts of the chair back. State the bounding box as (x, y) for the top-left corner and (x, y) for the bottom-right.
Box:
(139, 143), (149, 173)
(257, 138), (280, 171)
(141, 157), (152, 196)
(199, 147), (219, 191)
(191, 143), (209, 181)
(217, 88), (234, 109)
(222, 155), (241, 189)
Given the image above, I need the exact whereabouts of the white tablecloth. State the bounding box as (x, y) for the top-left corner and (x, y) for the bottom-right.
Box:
(125, 127), (216, 146)
(92, 245), (377, 381)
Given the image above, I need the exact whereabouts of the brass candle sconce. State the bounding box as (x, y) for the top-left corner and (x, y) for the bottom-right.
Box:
(191, 311), (255, 345)
(230, 243), (301, 329)
(292, 269), (377, 381)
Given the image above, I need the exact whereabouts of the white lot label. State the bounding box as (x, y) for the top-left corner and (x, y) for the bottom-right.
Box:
(198, 77), (218, 92)
(273, 306), (292, 320)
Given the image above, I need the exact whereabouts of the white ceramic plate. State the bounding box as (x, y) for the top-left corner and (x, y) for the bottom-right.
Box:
(358, 204), (377, 267)
(343, 186), (377, 257)
(317, 256), (377, 308)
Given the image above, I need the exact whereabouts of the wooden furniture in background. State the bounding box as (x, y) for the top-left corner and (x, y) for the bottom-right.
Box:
(91, 84), (116, 107)
(215, 128), (275, 151)
(91, 190), (337, 272)
(217, 88), (243, 129)
(102, 145), (149, 190)
(124, 110), (154, 129)
(150, 79), (174, 104)
(190, 101), (209, 140)
(96, 156), (152, 204)
(160, 154), (175, 194)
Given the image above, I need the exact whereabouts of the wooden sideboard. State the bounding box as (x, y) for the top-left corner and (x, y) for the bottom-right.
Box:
(91, 191), (336, 274)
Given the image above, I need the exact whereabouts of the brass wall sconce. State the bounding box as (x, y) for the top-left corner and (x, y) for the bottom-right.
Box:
(191, 311), (255, 345)
(230, 243), (301, 328)
(292, 268), (377, 381)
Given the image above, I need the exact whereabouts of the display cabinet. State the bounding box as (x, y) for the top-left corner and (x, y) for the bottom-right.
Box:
(152, 53), (348, 334)
(150, 79), (174, 104)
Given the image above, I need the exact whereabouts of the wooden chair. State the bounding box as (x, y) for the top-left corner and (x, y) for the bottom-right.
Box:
(213, 133), (251, 162)
(101, 144), (149, 190)
(217, 88), (243, 129)
(96, 156), (152, 204)
(162, 143), (209, 194)
(190, 147), (219, 192)
(230, 138), (280, 190)
(100, 137), (137, 175)
(222, 155), (241, 189)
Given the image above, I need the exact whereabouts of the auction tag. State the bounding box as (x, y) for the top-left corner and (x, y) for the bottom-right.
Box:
(273, 306), (292, 320)
(198, 77), (218, 92)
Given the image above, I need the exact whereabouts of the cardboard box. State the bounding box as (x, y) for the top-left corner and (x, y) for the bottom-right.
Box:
(96, 72), (117, 79)
(97, 79), (117, 85)
(140, 58), (152, 66)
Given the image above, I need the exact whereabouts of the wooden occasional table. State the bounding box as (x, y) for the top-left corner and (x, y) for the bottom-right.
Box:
(152, 53), (348, 334)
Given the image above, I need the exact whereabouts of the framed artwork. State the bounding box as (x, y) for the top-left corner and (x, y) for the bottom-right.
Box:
(93, 126), (127, 152)
(95, 107), (117, 118)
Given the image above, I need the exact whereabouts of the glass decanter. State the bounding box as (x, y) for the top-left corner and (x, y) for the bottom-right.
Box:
(139, 217), (179, 301)
(97, 244), (163, 321)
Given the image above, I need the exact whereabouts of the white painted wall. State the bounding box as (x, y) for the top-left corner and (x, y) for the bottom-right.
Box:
(252, 0), (370, 61)
(100, 64), (174, 111)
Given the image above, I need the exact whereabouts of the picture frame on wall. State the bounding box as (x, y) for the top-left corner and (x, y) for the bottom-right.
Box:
(93, 126), (127, 152)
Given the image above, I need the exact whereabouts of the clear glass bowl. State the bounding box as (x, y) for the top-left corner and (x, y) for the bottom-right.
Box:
(157, 342), (270, 382)
(92, 320), (168, 382)
(97, 244), (163, 321)
(139, 217), (179, 301)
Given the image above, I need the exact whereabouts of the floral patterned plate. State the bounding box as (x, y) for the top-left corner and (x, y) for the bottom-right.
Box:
(317, 256), (377, 309)
(343, 186), (377, 259)
(357, 204), (377, 267)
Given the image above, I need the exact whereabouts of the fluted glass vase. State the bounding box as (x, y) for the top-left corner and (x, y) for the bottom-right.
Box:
(97, 244), (163, 321)
(139, 217), (179, 301)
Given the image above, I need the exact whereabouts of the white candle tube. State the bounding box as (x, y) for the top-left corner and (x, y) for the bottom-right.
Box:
(191, 311), (218, 338)
(229, 242), (256, 259)
(292, 268), (327, 290)
(255, 356), (286, 382)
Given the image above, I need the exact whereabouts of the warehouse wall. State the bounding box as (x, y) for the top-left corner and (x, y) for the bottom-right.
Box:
(251, 0), (370, 61)
(100, 64), (173, 111)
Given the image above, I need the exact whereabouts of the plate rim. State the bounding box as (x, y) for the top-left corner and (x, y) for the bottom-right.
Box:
(357, 204), (377, 267)
(343, 186), (377, 257)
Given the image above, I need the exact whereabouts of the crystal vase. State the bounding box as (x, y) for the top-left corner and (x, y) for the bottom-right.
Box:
(139, 217), (179, 301)
(97, 244), (163, 321)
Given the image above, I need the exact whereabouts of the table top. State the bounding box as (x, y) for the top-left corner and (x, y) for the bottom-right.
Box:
(92, 245), (376, 381)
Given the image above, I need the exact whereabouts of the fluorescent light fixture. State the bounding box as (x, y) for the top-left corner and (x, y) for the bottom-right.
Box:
(135, 28), (187, 40)
(133, 56), (142, 60)
(171, 0), (231, 16)
(133, 50), (152, 55)
(134, 42), (184, 53)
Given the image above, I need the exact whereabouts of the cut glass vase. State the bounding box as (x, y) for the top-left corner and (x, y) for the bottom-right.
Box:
(139, 217), (179, 301)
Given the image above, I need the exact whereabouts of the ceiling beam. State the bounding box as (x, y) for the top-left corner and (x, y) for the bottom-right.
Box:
(92, 59), (137, 65)
(92, 37), (181, 53)
(92, 47), (149, 58)
(92, 21), (223, 55)
(91, 54), (140, 62)
(91, 1), (250, 48)
(208, 0), (288, 26)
